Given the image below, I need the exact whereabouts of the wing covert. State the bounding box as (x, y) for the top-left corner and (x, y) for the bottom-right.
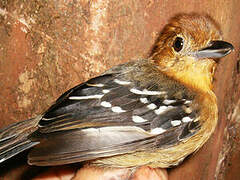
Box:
(30, 60), (200, 166)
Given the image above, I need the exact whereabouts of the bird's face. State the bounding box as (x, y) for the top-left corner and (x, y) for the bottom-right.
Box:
(151, 14), (234, 92)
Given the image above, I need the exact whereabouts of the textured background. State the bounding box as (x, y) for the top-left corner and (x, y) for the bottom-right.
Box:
(0, 0), (240, 179)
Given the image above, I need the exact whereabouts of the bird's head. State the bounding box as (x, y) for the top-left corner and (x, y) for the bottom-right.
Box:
(150, 14), (234, 93)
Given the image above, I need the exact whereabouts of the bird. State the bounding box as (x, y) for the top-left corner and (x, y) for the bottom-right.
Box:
(0, 13), (234, 170)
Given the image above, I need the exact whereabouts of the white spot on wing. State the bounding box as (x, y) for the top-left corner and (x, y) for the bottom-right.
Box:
(114, 79), (131, 85)
(183, 106), (192, 114)
(140, 97), (149, 104)
(111, 106), (126, 113)
(154, 105), (168, 115)
(182, 117), (193, 123)
(102, 89), (110, 94)
(171, 120), (181, 126)
(130, 88), (143, 94)
(88, 83), (104, 87)
(100, 101), (112, 107)
(162, 99), (176, 105)
(150, 128), (166, 135)
(132, 116), (148, 123)
(147, 103), (157, 110)
(184, 100), (192, 104)
(130, 88), (165, 95)
(0, 158), (6, 163)
(69, 94), (104, 100)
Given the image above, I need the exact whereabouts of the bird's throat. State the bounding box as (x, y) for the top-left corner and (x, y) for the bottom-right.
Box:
(157, 58), (216, 94)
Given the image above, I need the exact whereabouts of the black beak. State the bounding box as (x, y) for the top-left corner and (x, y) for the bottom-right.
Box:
(195, 40), (234, 59)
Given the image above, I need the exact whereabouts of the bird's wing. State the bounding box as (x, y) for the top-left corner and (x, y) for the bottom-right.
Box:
(28, 60), (200, 166)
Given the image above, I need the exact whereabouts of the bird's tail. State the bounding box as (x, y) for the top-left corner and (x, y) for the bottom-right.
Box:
(0, 116), (40, 163)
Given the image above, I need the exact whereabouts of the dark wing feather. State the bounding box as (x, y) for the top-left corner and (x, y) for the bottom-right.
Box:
(28, 127), (156, 166)
(29, 60), (200, 166)
(0, 118), (40, 163)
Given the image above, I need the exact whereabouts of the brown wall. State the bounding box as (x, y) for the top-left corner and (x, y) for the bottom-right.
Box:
(0, 0), (240, 179)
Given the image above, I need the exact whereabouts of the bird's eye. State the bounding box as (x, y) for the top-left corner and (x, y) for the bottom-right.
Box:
(173, 37), (184, 52)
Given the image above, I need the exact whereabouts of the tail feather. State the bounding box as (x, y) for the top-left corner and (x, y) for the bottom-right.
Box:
(0, 116), (40, 163)
(0, 138), (38, 163)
